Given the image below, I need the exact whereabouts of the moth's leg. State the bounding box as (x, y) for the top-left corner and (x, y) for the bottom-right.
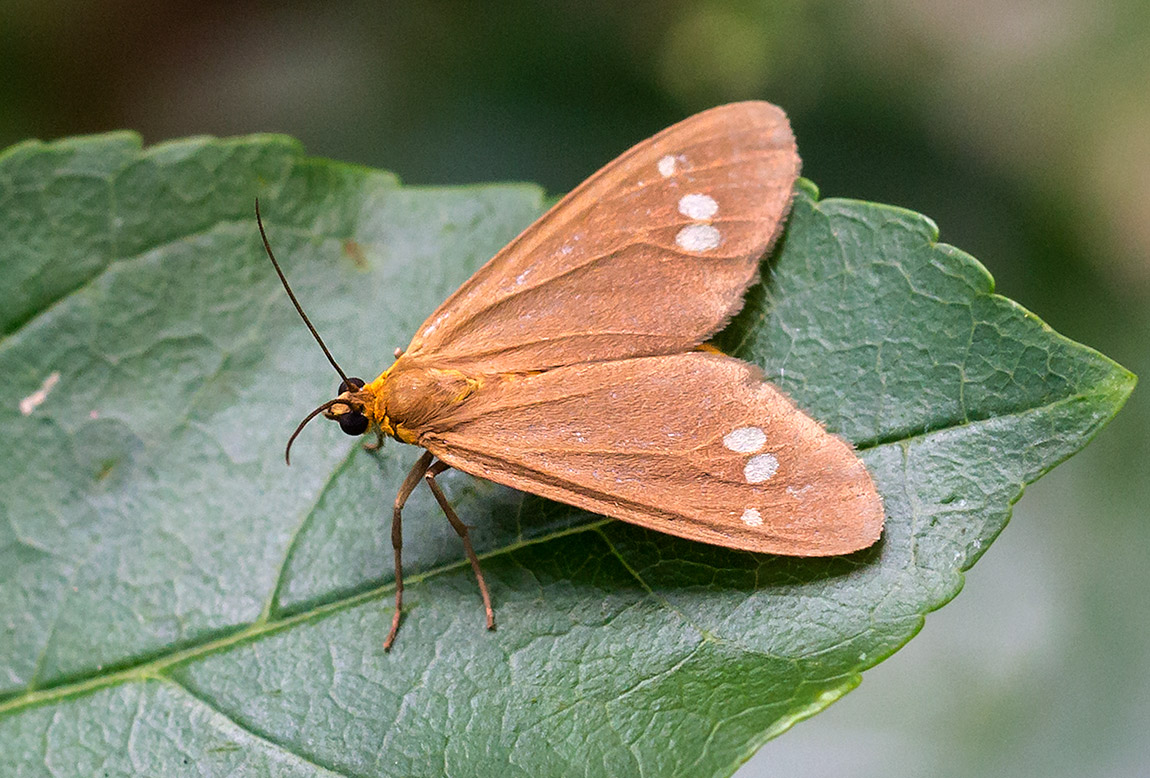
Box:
(363, 427), (385, 452)
(385, 449), (434, 651)
(424, 460), (495, 631)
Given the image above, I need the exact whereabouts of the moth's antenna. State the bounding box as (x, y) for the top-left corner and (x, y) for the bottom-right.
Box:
(285, 399), (344, 465)
(255, 199), (351, 387)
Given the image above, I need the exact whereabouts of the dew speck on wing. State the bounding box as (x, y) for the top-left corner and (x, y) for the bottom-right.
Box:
(678, 193), (719, 220)
(723, 426), (766, 453)
(676, 224), (721, 253)
(744, 453), (779, 484)
(741, 508), (764, 527)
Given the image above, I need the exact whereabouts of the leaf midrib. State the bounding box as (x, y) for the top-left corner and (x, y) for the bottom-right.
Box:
(0, 383), (1121, 716)
(0, 518), (611, 716)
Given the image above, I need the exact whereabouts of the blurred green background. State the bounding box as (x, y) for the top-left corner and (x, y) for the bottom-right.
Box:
(2, 1), (1146, 775)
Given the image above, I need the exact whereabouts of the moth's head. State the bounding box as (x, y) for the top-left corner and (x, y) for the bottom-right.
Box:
(322, 376), (370, 436)
(283, 376), (385, 464)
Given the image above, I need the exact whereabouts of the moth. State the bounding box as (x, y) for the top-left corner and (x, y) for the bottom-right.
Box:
(258, 101), (884, 650)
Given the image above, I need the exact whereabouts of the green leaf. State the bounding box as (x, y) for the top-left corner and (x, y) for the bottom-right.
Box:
(0, 134), (1133, 777)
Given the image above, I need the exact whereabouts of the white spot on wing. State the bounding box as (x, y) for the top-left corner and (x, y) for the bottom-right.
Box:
(744, 453), (779, 483)
(723, 426), (765, 453)
(422, 311), (450, 337)
(741, 508), (763, 527)
(19, 371), (60, 415)
(679, 193), (718, 220)
(658, 155), (676, 177)
(675, 224), (721, 253)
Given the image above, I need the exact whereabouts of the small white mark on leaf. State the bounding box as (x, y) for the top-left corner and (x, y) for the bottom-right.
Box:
(658, 155), (676, 177)
(744, 453), (779, 483)
(678, 193), (718, 220)
(19, 372), (60, 415)
(723, 426), (766, 453)
(675, 224), (721, 253)
(89, 410), (99, 420)
(741, 508), (763, 527)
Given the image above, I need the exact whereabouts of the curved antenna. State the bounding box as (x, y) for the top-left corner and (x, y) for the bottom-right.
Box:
(285, 399), (344, 465)
(255, 199), (351, 387)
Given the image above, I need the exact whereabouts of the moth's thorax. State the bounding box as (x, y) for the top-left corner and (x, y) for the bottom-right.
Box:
(366, 361), (479, 444)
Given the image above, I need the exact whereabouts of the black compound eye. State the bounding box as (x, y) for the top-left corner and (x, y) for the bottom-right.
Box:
(338, 411), (369, 436)
(338, 377), (366, 395)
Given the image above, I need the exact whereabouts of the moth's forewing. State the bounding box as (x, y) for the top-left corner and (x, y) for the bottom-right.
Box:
(419, 352), (883, 556)
(402, 102), (800, 373)
(384, 101), (882, 556)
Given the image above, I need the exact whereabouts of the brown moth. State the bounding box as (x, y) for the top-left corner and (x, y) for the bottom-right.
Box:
(257, 101), (884, 650)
